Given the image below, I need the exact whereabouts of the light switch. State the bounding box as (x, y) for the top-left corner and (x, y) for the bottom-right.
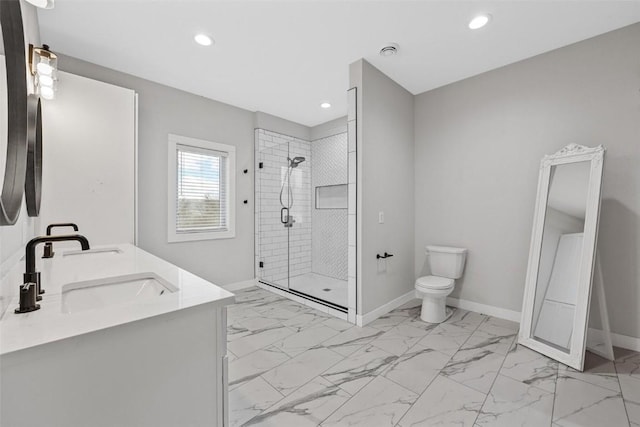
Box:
(378, 211), (384, 224)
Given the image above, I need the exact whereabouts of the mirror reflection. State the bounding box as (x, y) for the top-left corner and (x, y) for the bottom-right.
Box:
(532, 161), (591, 353)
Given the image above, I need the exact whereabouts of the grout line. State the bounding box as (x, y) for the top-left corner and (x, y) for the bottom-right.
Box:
(396, 309), (486, 426)
(252, 344), (366, 425)
(443, 314), (507, 426)
(612, 359), (632, 425)
(237, 303), (370, 424)
(469, 353), (510, 425)
(269, 314), (423, 423)
(550, 357), (560, 425)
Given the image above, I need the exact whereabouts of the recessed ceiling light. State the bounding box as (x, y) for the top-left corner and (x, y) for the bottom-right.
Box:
(320, 102), (331, 109)
(194, 33), (214, 46)
(469, 14), (491, 30)
(379, 43), (399, 57)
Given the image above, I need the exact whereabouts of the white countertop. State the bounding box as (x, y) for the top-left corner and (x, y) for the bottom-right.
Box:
(0, 244), (235, 355)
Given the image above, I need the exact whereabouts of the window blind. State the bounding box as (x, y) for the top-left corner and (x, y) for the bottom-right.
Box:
(176, 144), (227, 233)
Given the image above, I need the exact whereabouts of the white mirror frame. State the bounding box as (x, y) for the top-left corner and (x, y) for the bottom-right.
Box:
(519, 143), (605, 371)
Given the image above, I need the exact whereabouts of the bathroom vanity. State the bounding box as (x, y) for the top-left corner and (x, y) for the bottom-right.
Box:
(0, 244), (234, 427)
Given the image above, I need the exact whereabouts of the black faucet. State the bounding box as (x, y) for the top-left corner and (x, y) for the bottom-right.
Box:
(42, 223), (79, 258)
(15, 234), (90, 314)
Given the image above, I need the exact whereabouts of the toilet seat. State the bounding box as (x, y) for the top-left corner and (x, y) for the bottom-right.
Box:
(415, 275), (454, 291)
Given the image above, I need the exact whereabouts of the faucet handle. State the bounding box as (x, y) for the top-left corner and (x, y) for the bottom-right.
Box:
(15, 282), (40, 314)
(24, 272), (43, 299)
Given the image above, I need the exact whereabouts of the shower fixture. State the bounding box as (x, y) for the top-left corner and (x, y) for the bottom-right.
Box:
(280, 156), (306, 227)
(289, 156), (306, 168)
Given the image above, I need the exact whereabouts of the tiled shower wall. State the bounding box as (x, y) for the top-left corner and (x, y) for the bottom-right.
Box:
(255, 129), (312, 285)
(311, 132), (348, 280)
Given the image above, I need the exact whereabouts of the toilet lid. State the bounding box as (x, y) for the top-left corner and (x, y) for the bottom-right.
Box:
(416, 275), (454, 290)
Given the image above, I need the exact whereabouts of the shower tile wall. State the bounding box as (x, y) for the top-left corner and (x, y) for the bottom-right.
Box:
(255, 129), (312, 285)
(311, 132), (348, 280)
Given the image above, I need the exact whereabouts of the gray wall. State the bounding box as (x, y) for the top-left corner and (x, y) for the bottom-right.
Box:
(414, 23), (640, 338)
(351, 60), (415, 314)
(254, 111), (310, 141)
(310, 116), (347, 141)
(58, 55), (256, 286)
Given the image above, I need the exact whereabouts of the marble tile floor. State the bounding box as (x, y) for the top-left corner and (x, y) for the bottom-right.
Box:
(228, 287), (639, 427)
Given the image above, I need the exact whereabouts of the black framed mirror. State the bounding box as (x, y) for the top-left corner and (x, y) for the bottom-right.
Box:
(0, 0), (29, 225)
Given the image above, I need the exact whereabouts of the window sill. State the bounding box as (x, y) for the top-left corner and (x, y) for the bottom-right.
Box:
(168, 229), (235, 243)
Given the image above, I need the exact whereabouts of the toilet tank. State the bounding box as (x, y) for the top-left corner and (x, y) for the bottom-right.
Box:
(427, 246), (467, 279)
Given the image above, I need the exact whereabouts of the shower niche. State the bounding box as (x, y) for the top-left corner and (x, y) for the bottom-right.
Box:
(315, 184), (347, 209)
(255, 128), (349, 311)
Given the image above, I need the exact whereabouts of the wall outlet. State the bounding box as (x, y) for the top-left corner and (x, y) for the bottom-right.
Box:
(378, 211), (384, 224)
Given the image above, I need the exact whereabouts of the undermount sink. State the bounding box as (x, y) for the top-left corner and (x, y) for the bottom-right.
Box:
(61, 273), (178, 314)
(63, 247), (123, 257)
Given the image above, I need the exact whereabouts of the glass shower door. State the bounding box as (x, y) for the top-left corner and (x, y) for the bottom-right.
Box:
(256, 133), (290, 290)
(255, 129), (347, 309)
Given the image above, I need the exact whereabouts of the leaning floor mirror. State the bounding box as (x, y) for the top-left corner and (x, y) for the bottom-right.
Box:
(519, 144), (605, 371)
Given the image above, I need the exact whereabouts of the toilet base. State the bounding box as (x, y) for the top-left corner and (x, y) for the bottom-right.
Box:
(415, 277), (455, 324)
(420, 295), (450, 323)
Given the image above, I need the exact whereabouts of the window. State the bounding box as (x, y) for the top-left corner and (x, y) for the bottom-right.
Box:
(168, 134), (236, 242)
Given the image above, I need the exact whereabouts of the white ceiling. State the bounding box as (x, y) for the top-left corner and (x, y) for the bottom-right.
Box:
(38, 1), (640, 127)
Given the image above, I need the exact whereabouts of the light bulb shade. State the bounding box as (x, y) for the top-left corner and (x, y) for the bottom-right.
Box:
(37, 74), (54, 87)
(36, 61), (54, 76)
(39, 86), (55, 100)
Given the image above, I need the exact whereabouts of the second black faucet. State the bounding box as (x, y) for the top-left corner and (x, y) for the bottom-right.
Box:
(42, 223), (79, 259)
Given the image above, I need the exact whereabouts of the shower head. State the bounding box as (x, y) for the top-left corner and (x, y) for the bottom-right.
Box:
(288, 157), (306, 168)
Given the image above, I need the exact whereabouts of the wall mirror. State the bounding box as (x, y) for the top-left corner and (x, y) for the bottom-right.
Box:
(0, 0), (30, 225)
(519, 144), (605, 371)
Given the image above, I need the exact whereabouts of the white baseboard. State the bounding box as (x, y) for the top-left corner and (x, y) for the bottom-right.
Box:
(611, 332), (640, 352)
(357, 291), (416, 327)
(222, 278), (257, 292)
(446, 296), (521, 323)
(233, 278), (640, 352)
(447, 297), (640, 352)
(592, 329), (640, 352)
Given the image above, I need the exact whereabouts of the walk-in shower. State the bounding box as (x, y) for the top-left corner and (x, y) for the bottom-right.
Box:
(255, 129), (348, 310)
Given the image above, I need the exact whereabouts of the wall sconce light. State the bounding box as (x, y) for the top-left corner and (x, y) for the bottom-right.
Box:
(29, 44), (58, 100)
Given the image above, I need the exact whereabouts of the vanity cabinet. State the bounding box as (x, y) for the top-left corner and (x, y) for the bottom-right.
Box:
(0, 244), (233, 426)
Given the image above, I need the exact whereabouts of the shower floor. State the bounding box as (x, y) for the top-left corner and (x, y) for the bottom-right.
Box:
(289, 272), (347, 307)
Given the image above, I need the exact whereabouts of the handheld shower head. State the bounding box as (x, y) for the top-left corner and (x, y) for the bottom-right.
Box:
(288, 157), (306, 168)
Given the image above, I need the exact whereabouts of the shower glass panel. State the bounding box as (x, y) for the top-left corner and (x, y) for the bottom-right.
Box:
(256, 134), (292, 290)
(256, 129), (348, 310)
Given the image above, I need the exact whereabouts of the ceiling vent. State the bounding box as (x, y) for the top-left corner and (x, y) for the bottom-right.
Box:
(379, 43), (399, 57)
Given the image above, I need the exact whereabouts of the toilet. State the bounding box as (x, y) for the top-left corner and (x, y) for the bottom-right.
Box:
(415, 246), (468, 323)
